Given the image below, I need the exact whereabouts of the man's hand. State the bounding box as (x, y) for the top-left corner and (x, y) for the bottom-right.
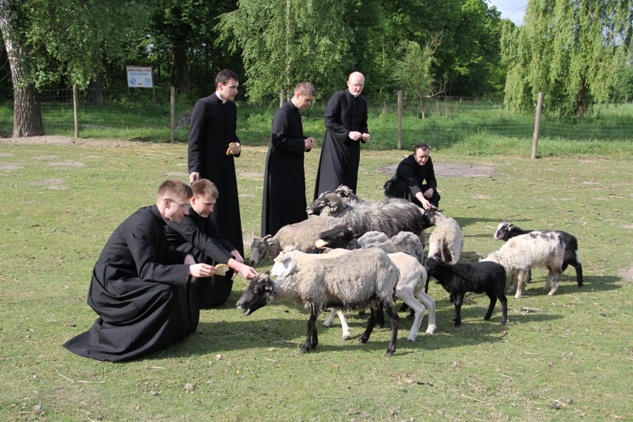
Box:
(189, 263), (215, 278)
(361, 133), (370, 143)
(189, 172), (200, 183)
(348, 131), (363, 141)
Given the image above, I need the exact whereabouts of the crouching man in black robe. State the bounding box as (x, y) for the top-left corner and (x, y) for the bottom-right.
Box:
(164, 179), (258, 308)
(384, 143), (441, 210)
(63, 180), (216, 362)
(261, 82), (316, 237)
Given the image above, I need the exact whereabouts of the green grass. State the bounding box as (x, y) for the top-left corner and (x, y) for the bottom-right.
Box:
(3, 98), (633, 157)
(1, 138), (632, 420)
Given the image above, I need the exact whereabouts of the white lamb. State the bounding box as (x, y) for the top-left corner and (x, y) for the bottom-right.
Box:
(482, 231), (566, 299)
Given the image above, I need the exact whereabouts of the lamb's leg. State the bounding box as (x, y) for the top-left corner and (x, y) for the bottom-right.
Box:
(498, 292), (508, 324)
(416, 291), (437, 334)
(573, 261), (584, 287)
(397, 289), (425, 341)
(547, 268), (562, 296)
(322, 309), (336, 327)
(336, 309), (351, 340)
(483, 290), (498, 321)
(453, 294), (463, 326)
(506, 271), (517, 294)
(301, 309), (319, 353)
(383, 300), (400, 356)
(515, 270), (528, 299)
(357, 306), (378, 345)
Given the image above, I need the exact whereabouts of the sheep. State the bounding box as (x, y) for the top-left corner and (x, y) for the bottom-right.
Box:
(423, 207), (464, 295)
(313, 229), (436, 340)
(237, 248), (401, 356)
(424, 255), (507, 326)
(306, 191), (430, 240)
(493, 221), (583, 288)
(315, 225), (425, 263)
(482, 231), (569, 299)
(424, 206), (463, 264)
(249, 215), (340, 265)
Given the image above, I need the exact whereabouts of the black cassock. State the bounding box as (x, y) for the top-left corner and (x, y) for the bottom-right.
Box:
(63, 205), (196, 362)
(314, 89), (368, 199)
(384, 154), (441, 207)
(188, 93), (244, 256)
(164, 211), (235, 308)
(261, 100), (309, 237)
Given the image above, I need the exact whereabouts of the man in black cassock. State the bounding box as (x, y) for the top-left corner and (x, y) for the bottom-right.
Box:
(261, 82), (316, 237)
(188, 69), (244, 256)
(63, 180), (216, 362)
(384, 143), (441, 210)
(165, 179), (257, 308)
(314, 71), (370, 199)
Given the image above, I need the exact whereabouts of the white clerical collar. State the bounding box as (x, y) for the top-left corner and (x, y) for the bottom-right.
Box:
(216, 92), (227, 104)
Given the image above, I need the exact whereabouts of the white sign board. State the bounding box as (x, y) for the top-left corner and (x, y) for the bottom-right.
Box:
(126, 66), (153, 88)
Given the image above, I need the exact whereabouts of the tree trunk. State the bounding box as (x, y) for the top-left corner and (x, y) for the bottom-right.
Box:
(173, 41), (191, 94)
(576, 83), (586, 117)
(0, 1), (45, 137)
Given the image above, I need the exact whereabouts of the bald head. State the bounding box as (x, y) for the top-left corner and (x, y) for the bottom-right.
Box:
(347, 72), (365, 97)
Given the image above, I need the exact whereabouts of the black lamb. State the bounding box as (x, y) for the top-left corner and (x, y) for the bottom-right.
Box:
(425, 255), (508, 326)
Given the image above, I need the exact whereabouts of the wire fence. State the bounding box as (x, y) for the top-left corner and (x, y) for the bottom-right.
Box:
(1, 87), (632, 147)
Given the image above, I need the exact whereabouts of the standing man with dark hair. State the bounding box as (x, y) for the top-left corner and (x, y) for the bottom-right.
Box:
(188, 69), (244, 257)
(314, 71), (370, 198)
(63, 180), (215, 362)
(165, 179), (257, 308)
(261, 82), (316, 237)
(384, 143), (441, 210)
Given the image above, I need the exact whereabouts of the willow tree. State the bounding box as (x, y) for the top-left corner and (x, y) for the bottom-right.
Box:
(502, 0), (633, 116)
(216, 0), (354, 102)
(393, 34), (443, 119)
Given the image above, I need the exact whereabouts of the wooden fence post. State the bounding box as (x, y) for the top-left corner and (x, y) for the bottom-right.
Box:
(279, 89), (285, 108)
(397, 90), (403, 150)
(531, 91), (544, 159)
(170, 86), (175, 143)
(73, 85), (79, 138)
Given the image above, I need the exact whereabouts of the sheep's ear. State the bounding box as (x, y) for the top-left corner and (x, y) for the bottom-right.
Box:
(262, 234), (272, 241)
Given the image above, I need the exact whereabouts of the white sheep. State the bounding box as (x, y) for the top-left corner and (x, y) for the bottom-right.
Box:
(249, 215), (340, 265)
(493, 221), (584, 287)
(424, 207), (463, 264)
(482, 231), (566, 299)
(237, 248), (401, 356)
(308, 233), (436, 340)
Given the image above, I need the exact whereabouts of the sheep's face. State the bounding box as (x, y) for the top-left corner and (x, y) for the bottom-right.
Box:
(306, 191), (332, 215)
(423, 207), (442, 226)
(424, 254), (443, 276)
(249, 237), (267, 265)
(236, 273), (273, 316)
(315, 224), (355, 249)
(307, 192), (343, 216)
(493, 221), (514, 241)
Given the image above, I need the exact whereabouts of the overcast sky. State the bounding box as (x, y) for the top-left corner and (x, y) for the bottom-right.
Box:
(487, 0), (528, 25)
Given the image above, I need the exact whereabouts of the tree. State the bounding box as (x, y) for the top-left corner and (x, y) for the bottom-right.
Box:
(502, 0), (633, 116)
(0, 0), (152, 137)
(0, 0), (44, 137)
(393, 34), (444, 118)
(217, 0), (354, 102)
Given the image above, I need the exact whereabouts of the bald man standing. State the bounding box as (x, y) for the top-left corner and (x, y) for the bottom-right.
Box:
(314, 71), (370, 198)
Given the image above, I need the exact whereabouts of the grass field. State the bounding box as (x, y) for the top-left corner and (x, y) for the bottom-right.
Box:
(0, 136), (632, 421)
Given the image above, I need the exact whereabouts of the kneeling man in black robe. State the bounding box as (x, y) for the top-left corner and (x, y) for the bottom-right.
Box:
(64, 180), (216, 362)
(164, 179), (257, 308)
(384, 143), (441, 210)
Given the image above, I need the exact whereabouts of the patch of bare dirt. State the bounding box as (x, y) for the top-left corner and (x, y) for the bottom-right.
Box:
(619, 266), (633, 281)
(29, 178), (67, 190)
(0, 135), (141, 148)
(377, 162), (495, 178)
(48, 161), (87, 167)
